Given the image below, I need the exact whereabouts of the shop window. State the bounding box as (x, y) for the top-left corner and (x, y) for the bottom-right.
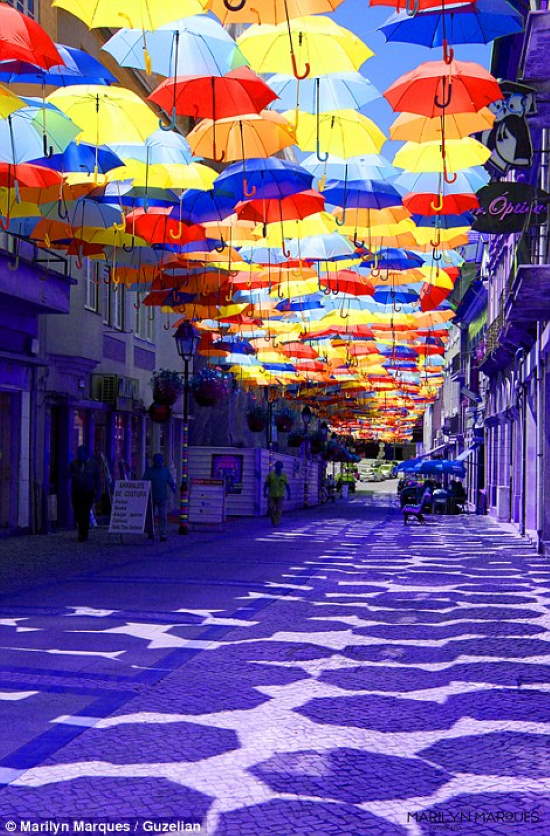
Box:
(72, 410), (86, 455)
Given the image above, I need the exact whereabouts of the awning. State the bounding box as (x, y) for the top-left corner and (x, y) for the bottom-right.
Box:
(419, 442), (448, 459)
(456, 443), (481, 462)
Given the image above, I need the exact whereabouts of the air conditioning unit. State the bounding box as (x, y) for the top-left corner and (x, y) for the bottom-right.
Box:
(91, 374), (119, 404)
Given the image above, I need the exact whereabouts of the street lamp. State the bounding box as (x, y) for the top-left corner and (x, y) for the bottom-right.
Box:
(174, 322), (200, 534)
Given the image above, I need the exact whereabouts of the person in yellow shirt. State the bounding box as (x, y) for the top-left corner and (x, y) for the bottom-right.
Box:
(264, 461), (291, 526)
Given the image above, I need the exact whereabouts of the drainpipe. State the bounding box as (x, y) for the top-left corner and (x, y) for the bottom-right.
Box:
(515, 347), (527, 537)
(536, 322), (545, 552)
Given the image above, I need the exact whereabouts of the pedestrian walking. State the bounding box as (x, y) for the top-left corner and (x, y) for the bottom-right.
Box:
(69, 445), (100, 542)
(264, 461), (291, 526)
(143, 454), (176, 541)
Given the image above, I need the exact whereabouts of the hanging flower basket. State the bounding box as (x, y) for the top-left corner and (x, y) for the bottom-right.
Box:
(247, 405), (268, 433)
(191, 369), (232, 407)
(148, 402), (172, 424)
(288, 431), (305, 448)
(150, 369), (183, 406)
(274, 408), (294, 433)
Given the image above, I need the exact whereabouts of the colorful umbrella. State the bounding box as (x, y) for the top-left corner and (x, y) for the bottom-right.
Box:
(390, 108), (495, 142)
(286, 108), (386, 160)
(393, 137), (491, 172)
(52, 0), (207, 29)
(269, 72), (379, 113)
(187, 111), (296, 162)
(215, 158), (313, 201)
(236, 190), (325, 224)
(0, 44), (117, 87)
(0, 99), (81, 163)
(0, 5), (62, 69)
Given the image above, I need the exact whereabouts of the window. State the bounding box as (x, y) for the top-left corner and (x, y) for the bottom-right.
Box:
(102, 278), (125, 331)
(84, 261), (100, 312)
(6, 1), (36, 19)
(135, 294), (154, 342)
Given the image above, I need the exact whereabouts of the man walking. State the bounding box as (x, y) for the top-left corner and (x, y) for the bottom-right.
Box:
(264, 461), (291, 526)
(143, 453), (176, 541)
(69, 445), (100, 542)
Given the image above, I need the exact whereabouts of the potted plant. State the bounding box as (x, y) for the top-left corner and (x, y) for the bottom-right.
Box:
(150, 369), (183, 406)
(247, 404), (268, 432)
(274, 406), (294, 433)
(192, 369), (231, 407)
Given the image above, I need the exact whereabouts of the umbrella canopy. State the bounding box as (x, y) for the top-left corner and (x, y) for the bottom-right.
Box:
(393, 137), (491, 172)
(323, 179), (402, 210)
(208, 0), (344, 24)
(0, 44), (117, 87)
(269, 72), (379, 112)
(0, 99), (80, 164)
(286, 109), (386, 157)
(380, 0), (523, 49)
(47, 85), (159, 145)
(384, 59), (503, 117)
(390, 108), (495, 142)
(236, 190), (325, 223)
(52, 0), (207, 28)
(103, 15), (247, 78)
(149, 68), (276, 121)
(237, 16), (372, 78)
(111, 129), (194, 166)
(187, 111), (296, 162)
(215, 158), (313, 201)
(0, 5), (62, 69)
(33, 142), (123, 176)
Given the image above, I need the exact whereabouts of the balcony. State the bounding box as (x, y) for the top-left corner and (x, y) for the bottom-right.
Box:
(0, 234), (71, 317)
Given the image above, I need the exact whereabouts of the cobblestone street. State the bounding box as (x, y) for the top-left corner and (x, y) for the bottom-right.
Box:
(0, 489), (548, 835)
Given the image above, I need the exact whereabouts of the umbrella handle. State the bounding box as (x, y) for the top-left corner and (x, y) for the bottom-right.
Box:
(7, 247), (19, 272)
(442, 40), (454, 65)
(315, 142), (328, 164)
(291, 52), (310, 81)
(159, 109), (177, 131)
(370, 267), (381, 277)
(169, 222), (184, 241)
(223, 0), (247, 9)
(443, 166), (458, 184)
(335, 207), (346, 226)
(57, 200), (69, 220)
(214, 237), (226, 253)
(405, 0), (419, 15)
(434, 79), (452, 109)
(430, 193), (444, 212)
(281, 240), (291, 259)
(163, 318), (172, 330)
(243, 179), (257, 198)
(353, 237), (365, 248)
(432, 249), (442, 261)
(122, 239), (135, 253)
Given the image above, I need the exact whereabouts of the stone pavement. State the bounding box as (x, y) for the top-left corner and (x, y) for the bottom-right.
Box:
(0, 490), (548, 835)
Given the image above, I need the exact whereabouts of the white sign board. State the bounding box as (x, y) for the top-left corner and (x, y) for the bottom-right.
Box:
(109, 480), (151, 534)
(189, 479), (225, 524)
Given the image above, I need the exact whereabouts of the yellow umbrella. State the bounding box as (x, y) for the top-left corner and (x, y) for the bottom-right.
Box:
(47, 86), (159, 145)
(0, 84), (25, 119)
(52, 0), (206, 28)
(390, 108), (495, 142)
(187, 111), (296, 162)
(237, 16), (372, 79)
(285, 109), (385, 158)
(393, 138), (491, 173)
(106, 160), (216, 190)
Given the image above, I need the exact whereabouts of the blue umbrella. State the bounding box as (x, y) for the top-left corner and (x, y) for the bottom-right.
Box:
(96, 184), (180, 209)
(411, 212), (474, 228)
(380, 0), (522, 55)
(103, 16), (248, 79)
(171, 189), (235, 225)
(31, 142), (123, 175)
(303, 153), (398, 185)
(0, 44), (117, 86)
(269, 72), (379, 113)
(374, 287), (419, 305)
(361, 248), (425, 270)
(110, 129), (195, 166)
(323, 179), (403, 211)
(215, 158), (313, 202)
(394, 168), (490, 196)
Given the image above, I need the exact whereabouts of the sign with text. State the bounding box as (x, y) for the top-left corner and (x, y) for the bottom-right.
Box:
(109, 480), (151, 534)
(189, 479), (225, 524)
(471, 183), (549, 234)
(211, 453), (243, 494)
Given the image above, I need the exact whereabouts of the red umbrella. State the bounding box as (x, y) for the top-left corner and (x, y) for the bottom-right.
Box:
(235, 190), (325, 224)
(384, 60), (502, 118)
(403, 192), (479, 215)
(319, 269), (375, 296)
(0, 163), (63, 188)
(125, 208), (205, 245)
(420, 283), (452, 311)
(279, 342), (319, 359)
(0, 5), (62, 68)
(149, 68), (277, 121)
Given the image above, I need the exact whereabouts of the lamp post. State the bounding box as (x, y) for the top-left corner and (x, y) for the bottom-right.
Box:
(174, 322), (200, 534)
(301, 405), (313, 507)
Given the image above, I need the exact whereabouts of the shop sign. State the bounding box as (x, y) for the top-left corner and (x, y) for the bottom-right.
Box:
(479, 81), (537, 175)
(109, 480), (151, 534)
(471, 183), (549, 234)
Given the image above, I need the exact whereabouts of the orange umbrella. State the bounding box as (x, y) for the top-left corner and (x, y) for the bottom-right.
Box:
(187, 111), (296, 162)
